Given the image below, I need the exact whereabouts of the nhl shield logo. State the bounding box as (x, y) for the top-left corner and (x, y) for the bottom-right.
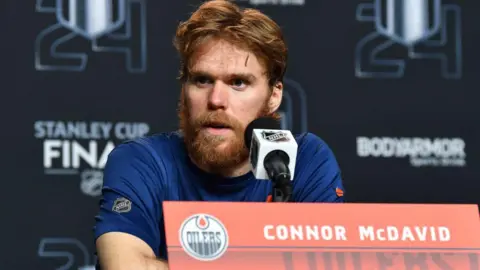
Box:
(55, 0), (126, 40)
(262, 131), (289, 142)
(179, 214), (229, 261)
(79, 169), (103, 197)
(374, 0), (442, 46)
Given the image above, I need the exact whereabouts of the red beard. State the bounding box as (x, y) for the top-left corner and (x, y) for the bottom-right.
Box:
(178, 89), (273, 174)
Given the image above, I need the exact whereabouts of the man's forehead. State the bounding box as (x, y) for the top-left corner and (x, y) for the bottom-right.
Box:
(189, 39), (266, 77)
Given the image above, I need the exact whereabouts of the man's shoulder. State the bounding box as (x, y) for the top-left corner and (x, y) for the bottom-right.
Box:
(294, 132), (330, 151)
(103, 132), (184, 188)
(104, 132), (185, 175)
(293, 132), (337, 164)
(292, 133), (344, 202)
(114, 131), (184, 157)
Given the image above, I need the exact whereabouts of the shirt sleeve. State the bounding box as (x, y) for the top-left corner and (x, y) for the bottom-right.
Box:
(94, 141), (165, 257)
(293, 133), (346, 202)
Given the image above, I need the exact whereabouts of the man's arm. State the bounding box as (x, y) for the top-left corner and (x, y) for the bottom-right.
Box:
(96, 232), (168, 270)
(293, 133), (346, 202)
(94, 141), (168, 270)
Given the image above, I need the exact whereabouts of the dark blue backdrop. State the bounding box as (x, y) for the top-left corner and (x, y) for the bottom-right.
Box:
(2, 0), (479, 269)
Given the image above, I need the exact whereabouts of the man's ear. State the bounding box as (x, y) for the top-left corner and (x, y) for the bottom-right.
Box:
(268, 81), (283, 113)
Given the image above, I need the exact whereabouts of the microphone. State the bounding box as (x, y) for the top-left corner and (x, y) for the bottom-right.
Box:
(244, 117), (298, 202)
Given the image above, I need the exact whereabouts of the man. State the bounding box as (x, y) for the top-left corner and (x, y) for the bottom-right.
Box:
(94, 0), (345, 269)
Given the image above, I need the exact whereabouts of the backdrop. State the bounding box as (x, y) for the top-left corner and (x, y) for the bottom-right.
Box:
(2, 0), (479, 269)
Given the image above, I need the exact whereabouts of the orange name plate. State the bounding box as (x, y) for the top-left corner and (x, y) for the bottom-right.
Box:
(163, 202), (480, 270)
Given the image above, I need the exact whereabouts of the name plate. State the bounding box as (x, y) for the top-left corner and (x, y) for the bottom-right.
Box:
(163, 202), (480, 270)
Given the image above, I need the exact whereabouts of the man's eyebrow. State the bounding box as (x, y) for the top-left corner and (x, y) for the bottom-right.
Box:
(187, 71), (211, 78)
(230, 72), (257, 81)
(188, 70), (257, 81)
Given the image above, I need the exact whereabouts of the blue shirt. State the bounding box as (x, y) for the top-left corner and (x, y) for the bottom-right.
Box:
(94, 132), (345, 260)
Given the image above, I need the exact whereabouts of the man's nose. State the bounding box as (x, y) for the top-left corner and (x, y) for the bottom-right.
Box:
(208, 81), (228, 110)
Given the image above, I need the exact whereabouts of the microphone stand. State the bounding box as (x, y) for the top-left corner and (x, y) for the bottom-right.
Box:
(271, 173), (293, 202)
(264, 151), (294, 202)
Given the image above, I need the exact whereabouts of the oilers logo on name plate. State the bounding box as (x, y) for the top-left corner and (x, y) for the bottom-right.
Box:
(179, 214), (229, 261)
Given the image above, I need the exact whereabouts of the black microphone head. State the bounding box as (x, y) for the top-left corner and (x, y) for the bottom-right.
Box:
(244, 117), (282, 149)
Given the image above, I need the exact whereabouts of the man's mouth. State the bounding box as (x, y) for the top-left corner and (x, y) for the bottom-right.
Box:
(203, 122), (232, 135)
(204, 122), (231, 129)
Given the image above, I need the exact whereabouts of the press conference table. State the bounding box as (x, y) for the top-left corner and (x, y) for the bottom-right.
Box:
(162, 202), (480, 270)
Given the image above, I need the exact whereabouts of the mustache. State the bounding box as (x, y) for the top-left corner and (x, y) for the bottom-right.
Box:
(194, 112), (239, 130)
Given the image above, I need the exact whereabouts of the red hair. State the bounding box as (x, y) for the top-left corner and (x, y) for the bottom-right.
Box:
(173, 0), (288, 86)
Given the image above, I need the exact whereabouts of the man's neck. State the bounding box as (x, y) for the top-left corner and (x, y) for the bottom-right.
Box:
(220, 160), (251, 177)
(189, 155), (251, 178)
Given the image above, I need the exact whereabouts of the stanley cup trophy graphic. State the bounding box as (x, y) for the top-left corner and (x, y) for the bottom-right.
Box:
(355, 0), (462, 79)
(374, 0), (441, 46)
(35, 0), (147, 73)
(55, 0), (126, 40)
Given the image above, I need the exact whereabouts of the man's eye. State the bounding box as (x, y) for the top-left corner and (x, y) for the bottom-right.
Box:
(231, 79), (248, 89)
(194, 76), (212, 85)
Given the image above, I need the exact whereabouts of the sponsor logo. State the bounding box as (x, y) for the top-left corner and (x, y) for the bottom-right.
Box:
(34, 120), (150, 196)
(262, 131), (289, 142)
(179, 214), (229, 261)
(355, 0), (462, 79)
(357, 137), (466, 167)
